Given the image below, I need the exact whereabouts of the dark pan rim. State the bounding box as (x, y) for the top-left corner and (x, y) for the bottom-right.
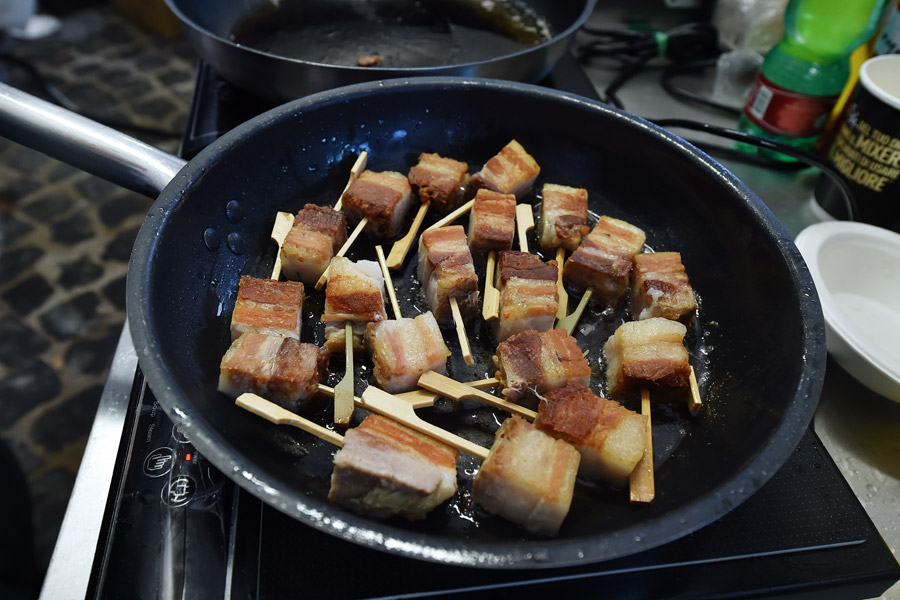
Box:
(163, 0), (598, 74)
(127, 76), (826, 568)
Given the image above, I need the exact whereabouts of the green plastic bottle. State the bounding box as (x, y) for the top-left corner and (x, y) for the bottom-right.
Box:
(737, 0), (888, 159)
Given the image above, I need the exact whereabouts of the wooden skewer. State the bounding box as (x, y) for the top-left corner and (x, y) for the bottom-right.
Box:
(314, 217), (367, 290)
(332, 321), (355, 426)
(554, 247), (568, 320)
(397, 376), (499, 407)
(450, 296), (474, 366)
(418, 371), (535, 420)
(424, 199), (474, 232)
(385, 201), (430, 269)
(482, 250), (500, 321)
(515, 204), (534, 252)
(688, 365), (702, 411)
(556, 287), (593, 335)
(359, 386), (489, 460)
(375, 245), (402, 319)
(629, 389), (655, 503)
(332, 151), (368, 212)
(269, 211), (295, 280)
(236, 393), (344, 447)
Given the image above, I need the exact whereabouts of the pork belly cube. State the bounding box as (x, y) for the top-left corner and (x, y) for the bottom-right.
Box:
(322, 257), (387, 353)
(603, 317), (691, 400)
(417, 226), (479, 323)
(281, 203), (348, 284)
(407, 153), (469, 214)
(469, 139), (540, 199)
(467, 188), (516, 260)
(472, 416), (579, 536)
(535, 383), (647, 484)
(563, 215), (646, 306)
(218, 332), (329, 413)
(341, 169), (413, 239)
(631, 252), (697, 325)
(539, 183), (590, 252)
(494, 251), (559, 343)
(494, 328), (591, 408)
(230, 276), (304, 341)
(329, 414), (459, 521)
(365, 311), (451, 393)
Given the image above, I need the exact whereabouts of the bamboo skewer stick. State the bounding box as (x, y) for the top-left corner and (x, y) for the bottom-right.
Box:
(450, 296), (474, 366)
(418, 371), (535, 420)
(555, 247), (568, 320)
(269, 211), (295, 280)
(236, 393), (344, 447)
(688, 366), (702, 411)
(482, 250), (500, 321)
(332, 321), (355, 426)
(556, 287), (593, 335)
(332, 151), (368, 212)
(629, 389), (655, 503)
(315, 217), (367, 290)
(375, 245), (402, 319)
(359, 386), (489, 460)
(397, 376), (499, 407)
(385, 201), (430, 270)
(515, 204), (534, 252)
(424, 199), (474, 232)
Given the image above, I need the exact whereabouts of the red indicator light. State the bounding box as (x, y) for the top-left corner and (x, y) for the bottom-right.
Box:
(185, 453), (192, 462)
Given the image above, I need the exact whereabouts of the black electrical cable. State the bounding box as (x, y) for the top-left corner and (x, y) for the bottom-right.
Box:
(661, 57), (742, 116)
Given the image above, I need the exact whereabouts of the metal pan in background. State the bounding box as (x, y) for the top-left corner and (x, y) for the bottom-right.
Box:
(0, 77), (825, 568)
(164, 0), (596, 102)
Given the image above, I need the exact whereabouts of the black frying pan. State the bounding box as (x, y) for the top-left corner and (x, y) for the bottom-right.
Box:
(164, 0), (596, 102)
(0, 78), (825, 568)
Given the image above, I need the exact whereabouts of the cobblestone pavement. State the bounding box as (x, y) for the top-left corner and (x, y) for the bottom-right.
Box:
(0, 5), (194, 588)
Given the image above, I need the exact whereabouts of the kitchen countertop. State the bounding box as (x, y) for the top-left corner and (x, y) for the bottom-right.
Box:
(578, 7), (899, 599)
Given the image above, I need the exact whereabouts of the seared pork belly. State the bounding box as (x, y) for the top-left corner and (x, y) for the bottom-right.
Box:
(472, 416), (579, 536)
(417, 226), (479, 323)
(535, 383), (646, 484)
(493, 328), (591, 408)
(281, 203), (348, 284)
(493, 251), (559, 342)
(603, 317), (691, 400)
(365, 311), (451, 393)
(563, 215), (646, 306)
(341, 169), (413, 239)
(539, 183), (589, 252)
(466, 189), (516, 260)
(468, 139), (540, 199)
(230, 276), (304, 341)
(407, 152), (469, 214)
(631, 252), (697, 325)
(322, 257), (387, 353)
(329, 414), (459, 521)
(218, 332), (329, 413)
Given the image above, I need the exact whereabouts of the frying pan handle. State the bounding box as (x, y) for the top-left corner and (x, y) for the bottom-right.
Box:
(0, 82), (186, 198)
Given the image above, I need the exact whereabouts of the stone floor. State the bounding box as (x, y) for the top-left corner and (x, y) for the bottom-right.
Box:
(0, 4), (195, 593)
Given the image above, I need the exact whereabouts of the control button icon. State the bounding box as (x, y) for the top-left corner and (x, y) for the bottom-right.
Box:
(143, 447), (176, 478)
(172, 425), (190, 444)
(162, 475), (196, 507)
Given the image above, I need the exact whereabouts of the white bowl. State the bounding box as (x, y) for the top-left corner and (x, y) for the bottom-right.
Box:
(796, 222), (900, 402)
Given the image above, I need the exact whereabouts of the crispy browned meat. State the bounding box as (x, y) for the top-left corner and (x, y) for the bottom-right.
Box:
(535, 383), (646, 484)
(603, 317), (691, 400)
(407, 152), (469, 214)
(631, 252), (697, 325)
(218, 332), (329, 413)
(563, 215), (646, 306)
(341, 170), (413, 239)
(493, 328), (590, 407)
(468, 139), (540, 199)
(539, 183), (590, 252)
(322, 257), (387, 352)
(365, 311), (451, 393)
(417, 225), (479, 323)
(230, 276), (304, 341)
(329, 414), (459, 521)
(494, 251), (558, 342)
(472, 415), (580, 536)
(467, 189), (516, 259)
(281, 204), (348, 283)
